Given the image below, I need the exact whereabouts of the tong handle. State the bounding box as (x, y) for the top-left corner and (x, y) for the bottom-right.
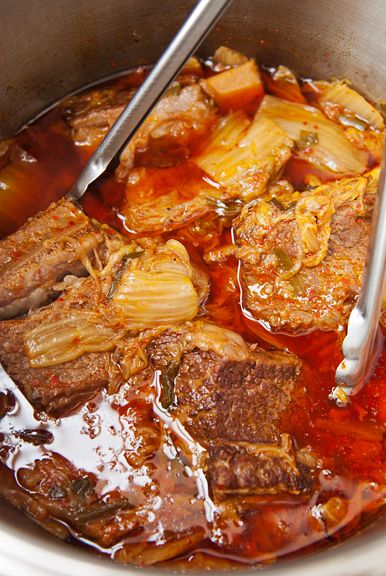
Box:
(334, 154), (386, 404)
(69, 0), (233, 200)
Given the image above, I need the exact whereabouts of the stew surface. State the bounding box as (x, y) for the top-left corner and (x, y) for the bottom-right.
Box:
(0, 48), (385, 569)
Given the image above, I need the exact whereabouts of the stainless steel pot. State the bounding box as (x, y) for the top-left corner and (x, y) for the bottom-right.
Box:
(0, 0), (385, 574)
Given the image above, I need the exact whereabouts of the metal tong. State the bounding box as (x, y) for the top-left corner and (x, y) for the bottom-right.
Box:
(332, 147), (386, 406)
(69, 0), (233, 201)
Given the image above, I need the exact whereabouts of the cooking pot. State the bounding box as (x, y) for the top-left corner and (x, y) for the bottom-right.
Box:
(0, 0), (385, 574)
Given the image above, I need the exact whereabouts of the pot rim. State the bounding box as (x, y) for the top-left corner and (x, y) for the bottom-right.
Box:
(0, 503), (385, 576)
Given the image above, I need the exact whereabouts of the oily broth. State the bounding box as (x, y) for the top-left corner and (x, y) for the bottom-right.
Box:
(0, 65), (385, 569)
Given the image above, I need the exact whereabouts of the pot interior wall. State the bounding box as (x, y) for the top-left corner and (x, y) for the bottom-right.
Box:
(1, 0), (386, 137)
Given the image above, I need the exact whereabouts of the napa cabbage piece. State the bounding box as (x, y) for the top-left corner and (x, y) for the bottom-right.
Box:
(111, 239), (202, 328)
(23, 239), (208, 368)
(212, 46), (249, 69)
(120, 163), (222, 235)
(257, 95), (368, 175)
(312, 80), (384, 161)
(25, 312), (120, 368)
(195, 111), (293, 201)
(315, 80), (384, 130)
(185, 321), (249, 361)
(122, 190), (217, 235)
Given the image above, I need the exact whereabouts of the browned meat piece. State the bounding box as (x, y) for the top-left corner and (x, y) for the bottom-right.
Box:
(0, 455), (139, 547)
(0, 282), (111, 416)
(64, 86), (134, 146)
(0, 198), (104, 319)
(64, 79), (216, 174)
(208, 436), (314, 499)
(147, 324), (315, 499)
(236, 168), (381, 333)
(116, 83), (217, 177)
(172, 348), (299, 444)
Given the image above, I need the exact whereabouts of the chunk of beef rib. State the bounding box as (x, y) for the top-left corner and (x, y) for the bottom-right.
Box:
(0, 278), (111, 417)
(0, 198), (104, 319)
(0, 455), (138, 547)
(147, 328), (315, 499)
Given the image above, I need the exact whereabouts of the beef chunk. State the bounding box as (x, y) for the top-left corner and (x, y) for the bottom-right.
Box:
(0, 278), (110, 416)
(0, 236), (208, 416)
(65, 80), (216, 176)
(0, 455), (138, 547)
(208, 436), (314, 499)
(0, 198), (104, 319)
(236, 169), (380, 333)
(173, 348), (300, 444)
(148, 327), (314, 498)
(64, 86), (134, 147)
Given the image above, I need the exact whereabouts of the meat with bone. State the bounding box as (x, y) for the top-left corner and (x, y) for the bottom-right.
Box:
(146, 323), (315, 499)
(0, 452), (206, 564)
(0, 198), (105, 320)
(0, 281), (112, 416)
(235, 167), (381, 333)
(64, 78), (217, 172)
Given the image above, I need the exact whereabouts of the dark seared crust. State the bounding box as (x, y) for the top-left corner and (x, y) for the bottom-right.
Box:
(0, 278), (110, 417)
(208, 439), (314, 499)
(173, 348), (300, 444)
(0, 198), (104, 319)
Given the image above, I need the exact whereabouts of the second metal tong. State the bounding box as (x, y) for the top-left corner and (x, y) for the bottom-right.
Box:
(333, 147), (386, 405)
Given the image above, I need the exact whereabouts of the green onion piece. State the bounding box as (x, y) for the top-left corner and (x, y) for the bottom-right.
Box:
(273, 246), (304, 294)
(273, 247), (293, 270)
(107, 251), (144, 299)
(269, 197), (297, 212)
(73, 499), (134, 523)
(125, 251), (145, 260)
(297, 130), (319, 150)
(160, 362), (179, 410)
(269, 197), (287, 212)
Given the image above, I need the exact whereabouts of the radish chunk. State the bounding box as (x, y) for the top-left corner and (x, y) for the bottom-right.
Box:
(201, 61), (264, 111)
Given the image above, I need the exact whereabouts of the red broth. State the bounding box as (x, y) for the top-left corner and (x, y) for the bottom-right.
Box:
(0, 66), (385, 570)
